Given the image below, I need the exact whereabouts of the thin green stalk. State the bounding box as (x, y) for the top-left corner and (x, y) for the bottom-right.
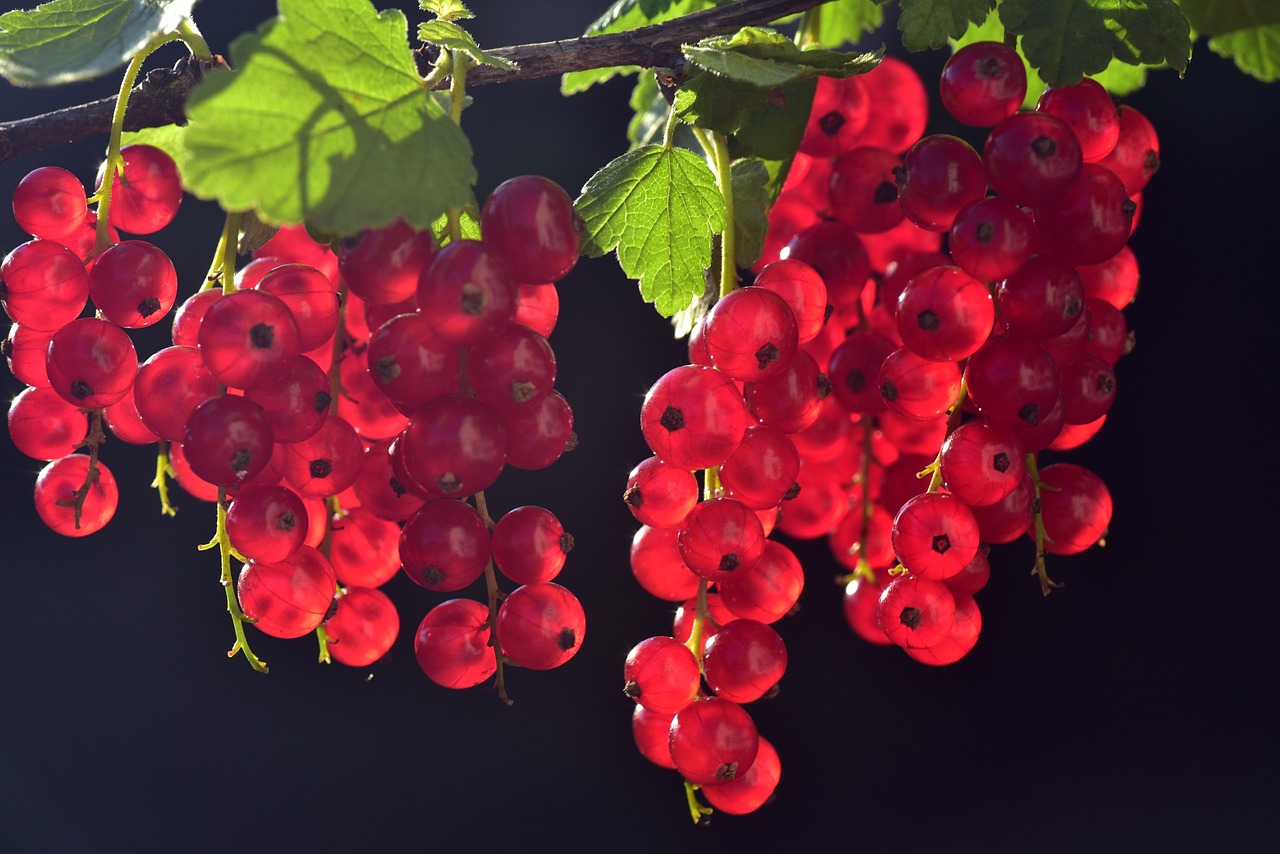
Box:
(474, 490), (512, 706)
(151, 440), (178, 517)
(1026, 453), (1063, 596)
(445, 49), (471, 243)
(692, 127), (737, 298)
(176, 19), (214, 62)
(93, 31), (185, 252)
(201, 489), (268, 673)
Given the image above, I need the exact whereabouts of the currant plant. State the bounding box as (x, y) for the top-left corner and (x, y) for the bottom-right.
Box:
(1, 0), (1275, 829)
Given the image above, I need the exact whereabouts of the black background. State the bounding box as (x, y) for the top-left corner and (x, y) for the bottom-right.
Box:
(2, 2), (1278, 851)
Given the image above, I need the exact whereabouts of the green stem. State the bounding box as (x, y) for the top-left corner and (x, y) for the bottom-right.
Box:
(212, 488), (268, 673)
(445, 50), (471, 243)
(692, 127), (737, 298)
(474, 491), (512, 706)
(683, 779), (712, 824)
(176, 18), (214, 62)
(93, 31), (185, 253)
(151, 439), (178, 517)
(1026, 453), (1063, 596)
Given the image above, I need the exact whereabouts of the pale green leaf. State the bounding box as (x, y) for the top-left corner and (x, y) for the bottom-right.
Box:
(576, 144), (726, 317)
(180, 0), (475, 238)
(120, 122), (188, 162)
(430, 207), (481, 245)
(417, 19), (516, 70)
(898, 0), (995, 51)
(814, 0), (885, 47)
(1178, 0), (1280, 37)
(419, 0), (472, 22)
(1208, 24), (1280, 82)
(0, 0), (196, 86)
(684, 27), (882, 85)
(731, 158), (769, 269)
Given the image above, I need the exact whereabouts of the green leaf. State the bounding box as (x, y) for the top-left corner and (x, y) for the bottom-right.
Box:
(1177, 0), (1280, 37)
(1206, 24), (1280, 82)
(0, 0), (196, 86)
(999, 0), (1192, 86)
(121, 122), (188, 162)
(1180, 0), (1280, 82)
(731, 158), (769, 269)
(430, 207), (481, 246)
(952, 7), (1156, 104)
(813, 0), (885, 47)
(416, 20), (516, 70)
(180, 0), (475, 238)
(674, 73), (816, 160)
(898, 0), (995, 51)
(576, 144), (725, 317)
(560, 0), (709, 95)
(419, 0), (472, 22)
(683, 27), (882, 85)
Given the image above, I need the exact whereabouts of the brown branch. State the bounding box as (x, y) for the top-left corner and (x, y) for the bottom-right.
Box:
(465, 0), (828, 87)
(0, 0), (828, 165)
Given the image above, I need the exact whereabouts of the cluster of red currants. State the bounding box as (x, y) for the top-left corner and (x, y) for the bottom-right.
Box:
(622, 249), (828, 814)
(764, 47), (1146, 664)
(3, 142), (585, 683)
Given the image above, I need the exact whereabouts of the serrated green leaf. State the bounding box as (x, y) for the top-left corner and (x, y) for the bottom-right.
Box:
(417, 19), (516, 70)
(674, 73), (816, 160)
(1208, 24), (1280, 82)
(419, 0), (472, 22)
(0, 0), (196, 86)
(898, 0), (994, 51)
(1000, 0), (1191, 86)
(576, 144), (725, 317)
(180, 0), (475, 238)
(1178, 0), (1280, 37)
(684, 27), (882, 86)
(560, 0), (708, 95)
(952, 7), (1153, 105)
(814, 0), (885, 47)
(731, 158), (769, 269)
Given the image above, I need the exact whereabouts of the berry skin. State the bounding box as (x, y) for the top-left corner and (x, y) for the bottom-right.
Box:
(414, 599), (497, 689)
(891, 492), (981, 581)
(45, 317), (138, 409)
(101, 144), (183, 234)
(1035, 463), (1112, 555)
(877, 575), (956, 648)
(702, 619), (788, 704)
(34, 455), (118, 536)
(12, 166), (88, 239)
(491, 505), (573, 586)
(323, 587), (399, 667)
(896, 265), (994, 362)
(182, 394), (276, 487)
(668, 697), (760, 787)
(939, 41), (1027, 127)
(704, 287), (799, 383)
(88, 240), (179, 329)
(640, 365), (748, 470)
(480, 175), (581, 283)
(1, 239), (90, 331)
(984, 112), (1082, 206)
(623, 636), (701, 715)
(624, 456), (698, 529)
(700, 736), (781, 815)
(496, 582), (586, 671)
(236, 546), (336, 639)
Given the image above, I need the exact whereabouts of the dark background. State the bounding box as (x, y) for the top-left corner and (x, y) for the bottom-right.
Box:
(2, 2), (1277, 850)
